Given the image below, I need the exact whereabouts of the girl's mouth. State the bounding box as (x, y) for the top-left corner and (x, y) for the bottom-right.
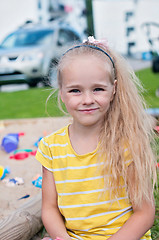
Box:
(79, 108), (98, 113)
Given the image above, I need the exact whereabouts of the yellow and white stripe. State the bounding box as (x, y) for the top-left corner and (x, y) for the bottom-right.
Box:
(36, 125), (151, 240)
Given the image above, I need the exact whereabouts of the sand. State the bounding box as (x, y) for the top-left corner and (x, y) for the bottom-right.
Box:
(0, 117), (71, 220)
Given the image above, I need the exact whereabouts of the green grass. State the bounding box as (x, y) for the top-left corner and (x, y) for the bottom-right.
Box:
(152, 171), (159, 240)
(151, 135), (159, 240)
(0, 87), (64, 119)
(136, 68), (159, 108)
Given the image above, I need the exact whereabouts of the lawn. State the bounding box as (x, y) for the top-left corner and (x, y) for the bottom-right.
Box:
(136, 68), (159, 108)
(152, 179), (159, 240)
(136, 67), (159, 240)
(0, 87), (64, 119)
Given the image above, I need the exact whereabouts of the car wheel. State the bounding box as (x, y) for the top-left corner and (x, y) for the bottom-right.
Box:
(28, 81), (38, 88)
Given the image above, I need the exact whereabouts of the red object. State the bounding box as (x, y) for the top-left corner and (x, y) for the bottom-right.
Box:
(157, 162), (159, 168)
(155, 126), (159, 133)
(10, 152), (29, 160)
(64, 5), (73, 13)
(30, 150), (37, 156)
(10, 149), (37, 160)
(18, 132), (25, 136)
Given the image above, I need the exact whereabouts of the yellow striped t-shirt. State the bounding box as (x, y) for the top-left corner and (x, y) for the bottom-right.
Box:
(36, 125), (151, 240)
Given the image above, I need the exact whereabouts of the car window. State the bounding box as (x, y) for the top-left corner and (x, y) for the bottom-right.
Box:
(0, 29), (54, 48)
(58, 29), (80, 46)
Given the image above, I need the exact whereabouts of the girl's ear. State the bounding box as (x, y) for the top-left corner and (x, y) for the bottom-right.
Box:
(110, 80), (117, 101)
(113, 79), (117, 95)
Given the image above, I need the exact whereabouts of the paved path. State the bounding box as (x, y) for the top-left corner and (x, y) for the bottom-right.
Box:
(127, 57), (151, 71)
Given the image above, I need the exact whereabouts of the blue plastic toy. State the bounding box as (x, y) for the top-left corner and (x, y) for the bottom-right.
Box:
(0, 166), (10, 180)
(1, 132), (24, 153)
(34, 137), (42, 148)
(32, 176), (42, 188)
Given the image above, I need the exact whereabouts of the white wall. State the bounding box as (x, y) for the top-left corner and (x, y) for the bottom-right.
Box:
(135, 0), (159, 53)
(0, 0), (37, 42)
(93, 0), (159, 55)
(93, 0), (133, 53)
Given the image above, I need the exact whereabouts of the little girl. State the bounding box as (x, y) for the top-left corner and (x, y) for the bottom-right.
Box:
(36, 36), (157, 240)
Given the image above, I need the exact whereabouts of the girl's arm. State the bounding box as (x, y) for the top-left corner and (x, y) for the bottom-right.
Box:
(42, 166), (71, 240)
(108, 163), (155, 240)
(108, 199), (155, 240)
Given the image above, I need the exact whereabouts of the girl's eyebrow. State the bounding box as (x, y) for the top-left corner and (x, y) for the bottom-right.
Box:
(66, 84), (81, 89)
(92, 83), (109, 88)
(66, 83), (110, 89)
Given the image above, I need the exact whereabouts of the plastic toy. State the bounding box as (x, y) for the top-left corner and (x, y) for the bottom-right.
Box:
(32, 176), (42, 188)
(3, 177), (24, 186)
(13, 149), (33, 154)
(30, 150), (37, 156)
(10, 150), (37, 160)
(34, 137), (42, 147)
(0, 165), (10, 180)
(10, 152), (29, 160)
(1, 132), (25, 153)
(18, 194), (30, 200)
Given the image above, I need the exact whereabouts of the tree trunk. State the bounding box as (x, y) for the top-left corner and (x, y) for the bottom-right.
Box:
(0, 193), (43, 240)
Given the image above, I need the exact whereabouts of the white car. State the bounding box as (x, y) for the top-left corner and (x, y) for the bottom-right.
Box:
(0, 23), (83, 87)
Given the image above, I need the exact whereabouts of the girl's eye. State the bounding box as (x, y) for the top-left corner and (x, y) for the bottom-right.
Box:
(94, 88), (105, 92)
(69, 89), (80, 93)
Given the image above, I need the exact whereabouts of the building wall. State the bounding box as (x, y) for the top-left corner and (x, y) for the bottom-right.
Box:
(0, 0), (37, 42)
(135, 0), (159, 54)
(93, 0), (159, 56)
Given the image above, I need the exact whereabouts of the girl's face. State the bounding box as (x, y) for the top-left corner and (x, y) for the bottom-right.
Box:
(60, 55), (116, 128)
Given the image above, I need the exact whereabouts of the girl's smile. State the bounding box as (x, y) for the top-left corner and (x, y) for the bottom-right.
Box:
(60, 55), (116, 128)
(78, 108), (99, 113)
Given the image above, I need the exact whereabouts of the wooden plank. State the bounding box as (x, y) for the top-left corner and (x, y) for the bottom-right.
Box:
(0, 193), (43, 240)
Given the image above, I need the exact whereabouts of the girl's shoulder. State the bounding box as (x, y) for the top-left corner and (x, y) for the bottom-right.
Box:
(42, 125), (69, 145)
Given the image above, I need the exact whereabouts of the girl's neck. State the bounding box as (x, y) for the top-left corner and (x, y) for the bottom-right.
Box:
(68, 122), (101, 155)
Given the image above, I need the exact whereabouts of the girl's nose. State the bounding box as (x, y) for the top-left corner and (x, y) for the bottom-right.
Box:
(82, 92), (94, 105)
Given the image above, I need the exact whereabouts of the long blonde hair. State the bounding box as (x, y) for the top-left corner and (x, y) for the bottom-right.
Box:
(57, 40), (157, 207)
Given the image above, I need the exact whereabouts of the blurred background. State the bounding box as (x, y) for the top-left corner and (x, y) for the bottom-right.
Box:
(1, 0), (159, 57)
(0, 0), (159, 119)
